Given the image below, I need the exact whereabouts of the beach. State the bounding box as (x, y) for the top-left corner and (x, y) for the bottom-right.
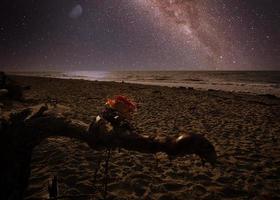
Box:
(3, 75), (280, 199)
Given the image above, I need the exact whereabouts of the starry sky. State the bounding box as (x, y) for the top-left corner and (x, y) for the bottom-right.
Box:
(1, 0), (280, 71)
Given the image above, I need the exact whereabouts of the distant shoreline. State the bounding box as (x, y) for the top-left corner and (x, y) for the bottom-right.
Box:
(8, 70), (280, 97)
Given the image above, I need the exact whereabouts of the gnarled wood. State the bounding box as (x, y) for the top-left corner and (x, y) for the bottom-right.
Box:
(1, 103), (217, 200)
(3, 104), (217, 165)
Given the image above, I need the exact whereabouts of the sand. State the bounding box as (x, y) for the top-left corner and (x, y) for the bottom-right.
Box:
(3, 76), (280, 199)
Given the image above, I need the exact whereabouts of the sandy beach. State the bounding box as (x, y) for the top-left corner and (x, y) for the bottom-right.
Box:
(2, 76), (280, 200)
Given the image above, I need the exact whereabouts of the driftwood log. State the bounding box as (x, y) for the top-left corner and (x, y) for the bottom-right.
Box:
(2, 104), (217, 164)
(0, 104), (217, 199)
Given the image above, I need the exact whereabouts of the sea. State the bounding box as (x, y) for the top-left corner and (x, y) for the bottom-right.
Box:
(8, 71), (280, 97)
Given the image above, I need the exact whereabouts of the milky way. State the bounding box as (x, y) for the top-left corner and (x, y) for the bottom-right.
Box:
(133, 0), (228, 68)
(0, 0), (279, 70)
(133, 0), (277, 70)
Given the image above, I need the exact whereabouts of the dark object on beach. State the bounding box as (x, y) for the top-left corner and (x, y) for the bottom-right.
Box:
(152, 90), (161, 94)
(0, 89), (8, 98)
(0, 71), (7, 87)
(48, 175), (59, 199)
(0, 71), (30, 101)
(0, 104), (87, 200)
(6, 84), (25, 100)
(178, 86), (186, 90)
(258, 94), (278, 99)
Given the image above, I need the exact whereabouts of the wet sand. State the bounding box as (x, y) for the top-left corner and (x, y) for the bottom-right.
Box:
(4, 76), (280, 199)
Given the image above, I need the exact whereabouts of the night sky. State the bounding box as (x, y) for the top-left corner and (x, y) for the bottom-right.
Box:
(1, 0), (280, 71)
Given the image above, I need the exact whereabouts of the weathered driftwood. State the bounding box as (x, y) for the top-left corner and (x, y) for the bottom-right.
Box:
(3, 104), (217, 165)
(0, 104), (217, 199)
